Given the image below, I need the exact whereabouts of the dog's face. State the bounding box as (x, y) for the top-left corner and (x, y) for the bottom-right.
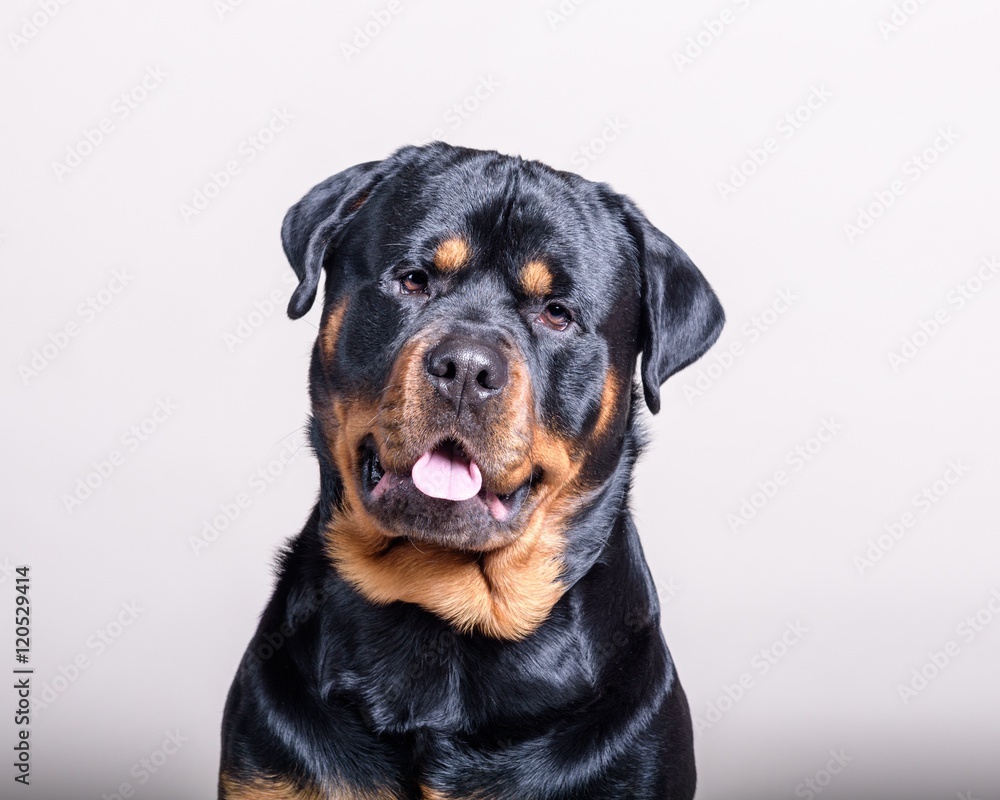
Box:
(281, 144), (723, 634)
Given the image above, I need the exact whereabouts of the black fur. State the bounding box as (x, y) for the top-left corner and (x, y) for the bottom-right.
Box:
(220, 143), (724, 799)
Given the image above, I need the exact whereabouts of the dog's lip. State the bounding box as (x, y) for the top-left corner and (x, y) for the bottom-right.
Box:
(359, 438), (532, 524)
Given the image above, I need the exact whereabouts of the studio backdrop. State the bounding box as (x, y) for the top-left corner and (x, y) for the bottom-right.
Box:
(2, 1), (999, 799)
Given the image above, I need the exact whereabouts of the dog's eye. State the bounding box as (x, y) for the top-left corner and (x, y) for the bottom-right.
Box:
(539, 303), (572, 331)
(400, 270), (429, 295)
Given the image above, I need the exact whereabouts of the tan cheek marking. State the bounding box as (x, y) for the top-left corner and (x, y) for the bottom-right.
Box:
(593, 371), (619, 437)
(220, 774), (397, 800)
(370, 338), (438, 471)
(520, 260), (552, 297)
(320, 299), (349, 361)
(473, 354), (534, 494)
(326, 396), (382, 515)
(433, 237), (470, 272)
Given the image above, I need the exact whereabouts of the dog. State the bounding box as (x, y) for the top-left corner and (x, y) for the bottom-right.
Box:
(219, 142), (724, 800)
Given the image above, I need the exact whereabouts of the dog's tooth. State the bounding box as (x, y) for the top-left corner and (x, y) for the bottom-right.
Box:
(370, 450), (385, 483)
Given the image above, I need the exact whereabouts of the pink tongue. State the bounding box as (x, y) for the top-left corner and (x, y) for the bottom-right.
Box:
(411, 447), (482, 501)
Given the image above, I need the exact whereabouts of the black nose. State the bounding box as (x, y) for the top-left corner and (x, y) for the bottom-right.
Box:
(426, 335), (509, 410)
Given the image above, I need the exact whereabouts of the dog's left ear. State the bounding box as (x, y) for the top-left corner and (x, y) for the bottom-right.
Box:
(281, 160), (383, 319)
(621, 197), (725, 414)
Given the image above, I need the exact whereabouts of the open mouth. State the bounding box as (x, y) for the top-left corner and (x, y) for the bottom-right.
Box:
(360, 437), (531, 525)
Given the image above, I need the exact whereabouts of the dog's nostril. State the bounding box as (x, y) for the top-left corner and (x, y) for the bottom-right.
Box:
(428, 359), (457, 380)
(476, 359), (507, 391)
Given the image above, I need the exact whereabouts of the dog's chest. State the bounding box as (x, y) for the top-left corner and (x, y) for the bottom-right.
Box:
(345, 614), (598, 735)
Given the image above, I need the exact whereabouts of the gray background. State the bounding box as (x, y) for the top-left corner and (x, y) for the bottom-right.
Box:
(2, 1), (999, 798)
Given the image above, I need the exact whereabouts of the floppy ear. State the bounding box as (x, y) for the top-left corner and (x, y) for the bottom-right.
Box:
(622, 197), (725, 414)
(281, 161), (382, 319)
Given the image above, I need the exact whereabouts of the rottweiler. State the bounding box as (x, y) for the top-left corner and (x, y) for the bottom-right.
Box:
(219, 142), (724, 800)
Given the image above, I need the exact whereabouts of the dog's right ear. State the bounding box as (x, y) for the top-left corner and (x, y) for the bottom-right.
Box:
(620, 196), (725, 414)
(281, 161), (382, 320)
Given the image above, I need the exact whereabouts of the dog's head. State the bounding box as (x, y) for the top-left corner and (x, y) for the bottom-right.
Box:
(282, 143), (723, 636)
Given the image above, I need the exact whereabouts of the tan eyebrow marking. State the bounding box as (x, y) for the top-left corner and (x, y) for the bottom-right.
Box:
(520, 260), (553, 297)
(433, 237), (470, 272)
